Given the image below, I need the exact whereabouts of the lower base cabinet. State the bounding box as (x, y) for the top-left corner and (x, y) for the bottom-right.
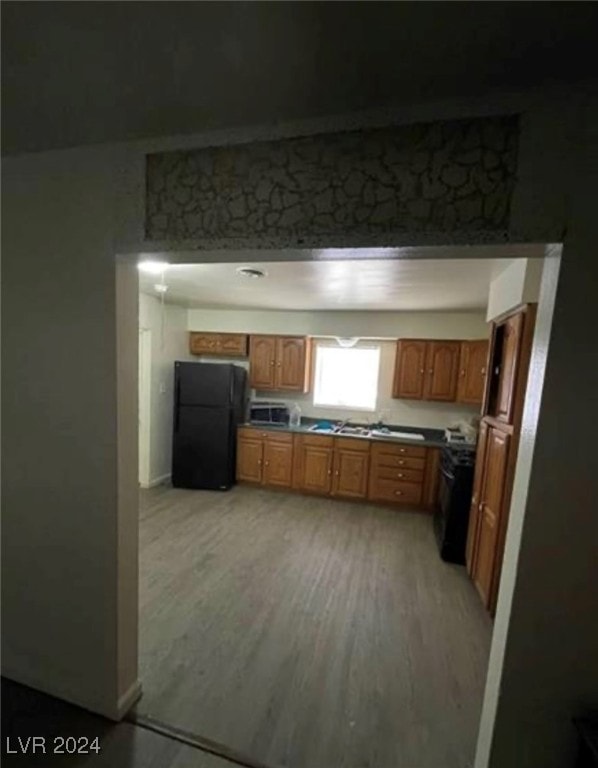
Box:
(236, 428), (293, 488)
(238, 427), (440, 510)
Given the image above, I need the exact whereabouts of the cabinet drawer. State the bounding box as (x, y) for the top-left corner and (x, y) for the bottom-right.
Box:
(373, 466), (424, 484)
(335, 436), (370, 453)
(369, 478), (423, 505)
(299, 434), (335, 448)
(264, 430), (293, 444)
(372, 441), (427, 460)
(238, 426), (260, 439)
(372, 454), (426, 471)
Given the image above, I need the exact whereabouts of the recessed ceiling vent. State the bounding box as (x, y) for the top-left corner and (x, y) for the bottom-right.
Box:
(236, 267), (267, 279)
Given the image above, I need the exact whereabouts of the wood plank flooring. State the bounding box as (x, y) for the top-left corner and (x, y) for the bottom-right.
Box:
(137, 485), (492, 768)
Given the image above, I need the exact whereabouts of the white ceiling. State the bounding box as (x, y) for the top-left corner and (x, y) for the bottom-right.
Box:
(139, 257), (511, 312)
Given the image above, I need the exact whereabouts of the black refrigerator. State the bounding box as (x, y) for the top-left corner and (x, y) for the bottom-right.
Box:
(172, 362), (248, 490)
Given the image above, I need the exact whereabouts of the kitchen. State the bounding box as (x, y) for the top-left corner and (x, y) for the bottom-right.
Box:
(137, 253), (543, 768)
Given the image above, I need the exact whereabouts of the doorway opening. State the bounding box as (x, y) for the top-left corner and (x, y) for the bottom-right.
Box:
(128, 244), (560, 768)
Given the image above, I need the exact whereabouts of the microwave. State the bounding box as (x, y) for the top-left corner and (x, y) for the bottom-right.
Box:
(249, 401), (290, 425)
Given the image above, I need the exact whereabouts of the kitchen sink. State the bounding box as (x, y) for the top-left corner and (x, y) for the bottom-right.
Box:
(308, 425), (337, 434)
(337, 426), (371, 436)
(370, 429), (425, 440)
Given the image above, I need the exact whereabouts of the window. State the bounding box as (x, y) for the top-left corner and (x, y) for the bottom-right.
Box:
(313, 345), (381, 411)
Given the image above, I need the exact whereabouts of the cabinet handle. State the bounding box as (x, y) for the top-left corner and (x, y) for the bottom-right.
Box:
(397, 473), (404, 478)
(277, 363), (282, 367)
(399, 448), (405, 453)
(398, 460), (405, 465)
(265, 461), (270, 466)
(420, 368), (425, 374)
(460, 369), (466, 377)
(395, 490), (403, 496)
(335, 471), (339, 476)
(327, 469), (332, 475)
(270, 361), (275, 366)
(258, 459), (262, 465)
(429, 369), (434, 374)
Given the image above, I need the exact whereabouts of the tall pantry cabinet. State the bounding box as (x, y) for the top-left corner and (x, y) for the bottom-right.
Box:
(466, 303), (536, 616)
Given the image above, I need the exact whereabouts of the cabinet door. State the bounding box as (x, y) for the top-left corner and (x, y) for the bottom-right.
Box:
(218, 334), (248, 357)
(263, 440), (294, 488)
(296, 442), (333, 495)
(236, 438), (263, 483)
(392, 340), (427, 399)
(189, 332), (219, 355)
(457, 340), (489, 405)
(331, 444), (370, 499)
(466, 421), (489, 574)
(249, 336), (277, 390)
(274, 337), (309, 392)
(494, 313), (523, 424)
(423, 341), (460, 401)
(472, 427), (510, 607)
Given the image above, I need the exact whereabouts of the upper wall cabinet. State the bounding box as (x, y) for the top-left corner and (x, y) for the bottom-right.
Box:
(190, 332), (248, 357)
(457, 340), (490, 406)
(393, 339), (461, 402)
(423, 341), (461, 401)
(249, 335), (311, 392)
(392, 340), (427, 399)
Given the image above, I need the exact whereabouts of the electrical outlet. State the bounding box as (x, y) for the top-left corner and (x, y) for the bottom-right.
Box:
(159, 382), (166, 394)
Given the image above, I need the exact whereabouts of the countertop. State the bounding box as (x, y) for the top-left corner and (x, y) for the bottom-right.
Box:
(240, 419), (477, 451)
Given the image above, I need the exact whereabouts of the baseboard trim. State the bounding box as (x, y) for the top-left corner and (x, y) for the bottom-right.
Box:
(129, 712), (277, 768)
(140, 473), (171, 489)
(117, 679), (143, 719)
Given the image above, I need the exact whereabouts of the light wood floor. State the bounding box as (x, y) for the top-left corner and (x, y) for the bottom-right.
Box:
(137, 485), (492, 768)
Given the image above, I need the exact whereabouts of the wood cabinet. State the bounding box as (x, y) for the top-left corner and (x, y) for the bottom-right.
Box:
(249, 335), (311, 392)
(457, 340), (489, 405)
(248, 336), (277, 389)
(470, 426), (510, 606)
(331, 438), (370, 499)
(236, 427), (293, 488)
(423, 341), (461, 401)
(239, 428), (439, 512)
(189, 332), (248, 357)
(263, 439), (294, 488)
(368, 441), (437, 508)
(392, 340), (427, 399)
(466, 304), (537, 616)
(292, 434), (333, 495)
(393, 339), (463, 402)
(466, 421), (489, 571)
(492, 312), (523, 424)
(236, 432), (264, 484)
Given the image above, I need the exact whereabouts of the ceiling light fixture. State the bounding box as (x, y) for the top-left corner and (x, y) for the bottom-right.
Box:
(236, 267), (267, 279)
(138, 260), (170, 275)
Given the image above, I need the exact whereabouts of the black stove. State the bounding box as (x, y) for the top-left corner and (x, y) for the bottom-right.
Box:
(434, 446), (475, 563)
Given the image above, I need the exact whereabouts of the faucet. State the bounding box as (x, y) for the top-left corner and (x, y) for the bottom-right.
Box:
(335, 418), (352, 432)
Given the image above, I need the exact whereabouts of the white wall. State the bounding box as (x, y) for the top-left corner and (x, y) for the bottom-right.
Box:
(486, 258), (543, 321)
(187, 308), (489, 429)
(1, 147), (138, 718)
(139, 293), (192, 486)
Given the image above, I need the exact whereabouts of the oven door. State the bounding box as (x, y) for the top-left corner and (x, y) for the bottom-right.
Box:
(434, 453), (455, 555)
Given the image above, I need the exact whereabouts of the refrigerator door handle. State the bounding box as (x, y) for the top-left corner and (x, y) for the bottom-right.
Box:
(174, 377), (181, 432)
